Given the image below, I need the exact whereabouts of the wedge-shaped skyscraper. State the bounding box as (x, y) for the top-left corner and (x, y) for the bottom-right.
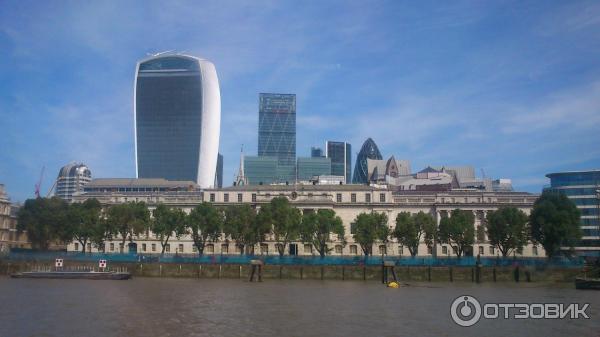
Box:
(134, 54), (221, 187)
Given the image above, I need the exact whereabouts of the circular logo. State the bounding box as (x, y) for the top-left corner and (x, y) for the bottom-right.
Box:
(450, 295), (481, 327)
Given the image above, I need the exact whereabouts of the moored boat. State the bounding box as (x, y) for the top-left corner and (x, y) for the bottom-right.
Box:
(575, 277), (600, 290)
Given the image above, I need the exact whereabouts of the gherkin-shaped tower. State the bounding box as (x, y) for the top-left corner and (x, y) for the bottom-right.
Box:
(352, 138), (382, 184)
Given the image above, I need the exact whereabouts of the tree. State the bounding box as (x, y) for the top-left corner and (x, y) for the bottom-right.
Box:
(530, 191), (581, 258)
(187, 202), (223, 255)
(438, 209), (475, 257)
(17, 197), (69, 250)
(66, 198), (102, 253)
(268, 197), (302, 256)
(352, 212), (389, 256)
(422, 215), (439, 252)
(106, 202), (150, 251)
(300, 209), (345, 258)
(486, 207), (529, 257)
(89, 217), (114, 253)
(223, 204), (270, 255)
(151, 204), (187, 255)
(393, 212), (424, 257)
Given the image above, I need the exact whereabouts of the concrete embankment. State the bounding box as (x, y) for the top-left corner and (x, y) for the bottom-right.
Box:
(0, 260), (582, 283)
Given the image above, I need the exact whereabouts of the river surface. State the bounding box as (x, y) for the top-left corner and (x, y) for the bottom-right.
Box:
(0, 277), (598, 337)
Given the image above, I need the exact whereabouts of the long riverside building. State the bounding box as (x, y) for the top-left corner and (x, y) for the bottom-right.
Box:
(69, 179), (544, 257)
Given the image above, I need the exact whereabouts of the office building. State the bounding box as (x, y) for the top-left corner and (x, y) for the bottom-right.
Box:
(297, 157), (331, 181)
(0, 184), (29, 252)
(326, 141), (352, 184)
(215, 153), (223, 188)
(311, 147), (324, 158)
(55, 163), (92, 201)
(244, 156), (278, 185)
(258, 93), (296, 183)
(546, 170), (600, 257)
(135, 53), (220, 187)
(352, 138), (382, 184)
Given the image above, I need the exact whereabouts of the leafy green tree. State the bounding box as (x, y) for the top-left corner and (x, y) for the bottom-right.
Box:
(151, 204), (187, 255)
(17, 197), (69, 250)
(300, 209), (345, 258)
(393, 212), (422, 257)
(486, 207), (529, 257)
(106, 201), (150, 250)
(187, 202), (223, 255)
(89, 217), (114, 253)
(66, 198), (102, 253)
(422, 215), (439, 252)
(352, 212), (389, 256)
(438, 209), (475, 257)
(268, 197), (302, 256)
(223, 204), (270, 254)
(530, 191), (581, 258)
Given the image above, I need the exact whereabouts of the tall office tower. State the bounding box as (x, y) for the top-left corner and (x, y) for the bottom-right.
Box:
(311, 147), (324, 158)
(244, 156), (278, 185)
(258, 93), (296, 183)
(55, 163), (92, 201)
(215, 153), (223, 188)
(326, 141), (352, 184)
(352, 138), (382, 184)
(546, 170), (600, 257)
(135, 54), (221, 187)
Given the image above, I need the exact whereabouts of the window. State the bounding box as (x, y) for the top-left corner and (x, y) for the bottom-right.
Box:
(464, 197), (468, 203)
(335, 245), (343, 254)
(221, 244), (228, 254)
(238, 193), (243, 202)
(442, 246), (448, 255)
(380, 193), (386, 202)
(304, 244), (312, 254)
(142, 243), (147, 252)
(378, 245), (387, 255)
(252, 193), (257, 202)
(210, 193), (215, 202)
(398, 246), (404, 255)
(365, 193), (371, 203)
(533, 246), (538, 256)
(350, 245), (358, 255)
(224, 193), (229, 202)
(206, 244), (214, 253)
(192, 246), (197, 253)
(308, 193), (313, 198)
(261, 244), (269, 254)
(489, 246), (495, 255)
(427, 246), (432, 255)
(441, 197), (445, 203)
(351, 193), (356, 203)
(179, 244), (184, 253)
(109, 242), (114, 251)
(350, 222), (356, 234)
(152, 243), (156, 252)
(74, 243), (79, 251)
(478, 246), (484, 255)
(165, 244), (170, 252)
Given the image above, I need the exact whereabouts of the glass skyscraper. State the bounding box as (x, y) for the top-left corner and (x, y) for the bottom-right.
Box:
(134, 54), (221, 187)
(352, 138), (382, 184)
(326, 141), (352, 184)
(546, 170), (600, 257)
(297, 157), (331, 181)
(258, 93), (296, 183)
(244, 156), (278, 185)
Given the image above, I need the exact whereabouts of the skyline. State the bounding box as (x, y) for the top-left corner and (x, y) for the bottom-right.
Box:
(1, 1), (600, 202)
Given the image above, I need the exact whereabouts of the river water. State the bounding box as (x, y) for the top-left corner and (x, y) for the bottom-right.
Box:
(0, 277), (598, 337)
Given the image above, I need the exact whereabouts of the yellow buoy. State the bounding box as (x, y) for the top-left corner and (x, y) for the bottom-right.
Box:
(387, 281), (399, 288)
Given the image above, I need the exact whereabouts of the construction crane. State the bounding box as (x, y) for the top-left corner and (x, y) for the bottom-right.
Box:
(34, 166), (45, 198)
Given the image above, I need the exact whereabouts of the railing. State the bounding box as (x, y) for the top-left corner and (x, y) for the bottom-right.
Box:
(2, 251), (584, 267)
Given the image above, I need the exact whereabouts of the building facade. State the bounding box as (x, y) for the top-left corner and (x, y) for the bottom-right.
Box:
(326, 141), (351, 184)
(0, 185), (29, 252)
(55, 163), (92, 202)
(215, 153), (223, 188)
(258, 93), (296, 183)
(244, 156), (278, 185)
(546, 170), (600, 257)
(135, 54), (221, 187)
(352, 138), (382, 184)
(296, 157), (331, 181)
(69, 179), (544, 258)
(311, 147), (324, 158)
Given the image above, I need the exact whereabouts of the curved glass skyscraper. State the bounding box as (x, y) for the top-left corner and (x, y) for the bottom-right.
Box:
(352, 138), (382, 184)
(134, 54), (221, 187)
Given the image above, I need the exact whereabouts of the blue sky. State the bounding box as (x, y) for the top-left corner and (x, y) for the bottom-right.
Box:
(1, 0), (599, 202)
